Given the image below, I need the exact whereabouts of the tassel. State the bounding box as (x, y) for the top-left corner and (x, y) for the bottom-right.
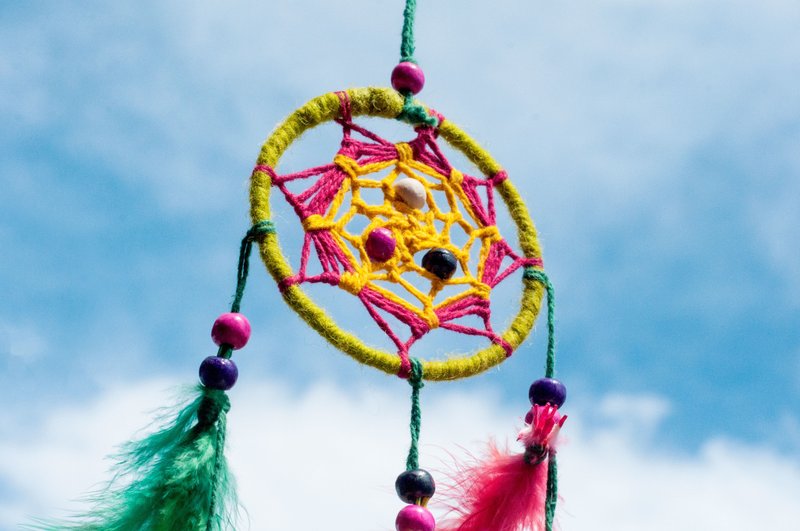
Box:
(438, 404), (566, 531)
(31, 226), (268, 530)
(32, 385), (238, 531)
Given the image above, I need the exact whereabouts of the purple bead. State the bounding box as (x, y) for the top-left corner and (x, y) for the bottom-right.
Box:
(395, 469), (435, 504)
(211, 312), (251, 350)
(529, 377), (567, 408)
(365, 227), (397, 262)
(391, 62), (425, 95)
(395, 504), (435, 531)
(421, 248), (458, 280)
(199, 356), (238, 390)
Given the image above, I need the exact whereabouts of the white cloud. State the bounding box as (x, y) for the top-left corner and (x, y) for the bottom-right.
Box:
(1, 378), (798, 530)
(4, 0), (798, 323)
(2, 2), (800, 526)
(593, 393), (672, 441)
(561, 424), (800, 530)
(6, 0), (798, 221)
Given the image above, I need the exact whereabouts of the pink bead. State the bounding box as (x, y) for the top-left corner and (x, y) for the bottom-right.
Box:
(365, 227), (397, 262)
(211, 312), (251, 350)
(395, 504), (435, 531)
(391, 62), (425, 95)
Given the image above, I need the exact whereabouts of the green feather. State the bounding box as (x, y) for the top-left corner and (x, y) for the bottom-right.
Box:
(31, 385), (238, 531)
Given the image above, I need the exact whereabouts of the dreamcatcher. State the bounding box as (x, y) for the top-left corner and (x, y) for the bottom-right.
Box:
(35, 1), (568, 530)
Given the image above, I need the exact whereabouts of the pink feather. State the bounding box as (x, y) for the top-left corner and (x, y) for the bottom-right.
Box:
(438, 405), (566, 531)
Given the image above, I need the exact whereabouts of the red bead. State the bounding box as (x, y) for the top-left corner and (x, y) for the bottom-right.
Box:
(211, 312), (251, 350)
(395, 504), (435, 531)
(366, 227), (397, 262)
(391, 62), (425, 95)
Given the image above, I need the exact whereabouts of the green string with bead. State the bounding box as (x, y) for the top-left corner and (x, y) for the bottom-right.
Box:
(524, 267), (560, 531)
(394, 0), (438, 127)
(217, 220), (275, 360)
(31, 223), (280, 531)
(395, 358), (435, 522)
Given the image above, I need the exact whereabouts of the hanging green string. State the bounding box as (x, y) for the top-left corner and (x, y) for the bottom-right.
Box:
(394, 0), (438, 127)
(545, 452), (558, 531)
(405, 357), (425, 471)
(523, 267), (559, 530)
(231, 220), (275, 313)
(400, 0), (418, 63)
(217, 220), (275, 360)
(523, 267), (556, 378)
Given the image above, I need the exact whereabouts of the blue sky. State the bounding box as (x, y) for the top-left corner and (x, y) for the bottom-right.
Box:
(1, 1), (799, 529)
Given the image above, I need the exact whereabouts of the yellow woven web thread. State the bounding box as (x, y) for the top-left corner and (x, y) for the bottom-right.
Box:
(250, 87), (545, 380)
(313, 142), (498, 329)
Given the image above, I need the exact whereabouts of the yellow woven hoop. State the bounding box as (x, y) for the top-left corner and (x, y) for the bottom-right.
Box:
(250, 87), (544, 381)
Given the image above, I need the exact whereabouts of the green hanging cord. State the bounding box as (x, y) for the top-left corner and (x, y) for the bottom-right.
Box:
(405, 357), (425, 471)
(523, 267), (560, 530)
(204, 221), (275, 527)
(400, 0), (417, 63)
(231, 220), (276, 313)
(523, 267), (556, 378)
(217, 220), (275, 360)
(544, 452), (558, 531)
(394, 0), (438, 127)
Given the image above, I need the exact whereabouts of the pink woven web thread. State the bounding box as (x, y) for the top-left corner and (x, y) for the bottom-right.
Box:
(255, 92), (542, 377)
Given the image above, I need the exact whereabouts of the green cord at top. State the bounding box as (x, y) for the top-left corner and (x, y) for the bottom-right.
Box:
(393, 0), (438, 127)
(400, 0), (418, 63)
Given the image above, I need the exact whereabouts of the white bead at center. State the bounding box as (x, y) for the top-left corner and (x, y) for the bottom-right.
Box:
(393, 178), (427, 210)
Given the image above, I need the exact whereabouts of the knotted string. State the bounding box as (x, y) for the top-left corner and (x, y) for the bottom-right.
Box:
(395, 0), (438, 127)
(217, 220), (275, 359)
(400, 0), (417, 63)
(523, 267), (556, 379)
(405, 357), (425, 471)
(397, 94), (439, 127)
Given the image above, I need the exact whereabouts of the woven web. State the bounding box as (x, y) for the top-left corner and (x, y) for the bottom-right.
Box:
(258, 94), (541, 372)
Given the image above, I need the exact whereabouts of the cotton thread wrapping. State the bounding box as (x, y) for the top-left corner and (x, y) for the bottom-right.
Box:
(250, 87), (546, 381)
